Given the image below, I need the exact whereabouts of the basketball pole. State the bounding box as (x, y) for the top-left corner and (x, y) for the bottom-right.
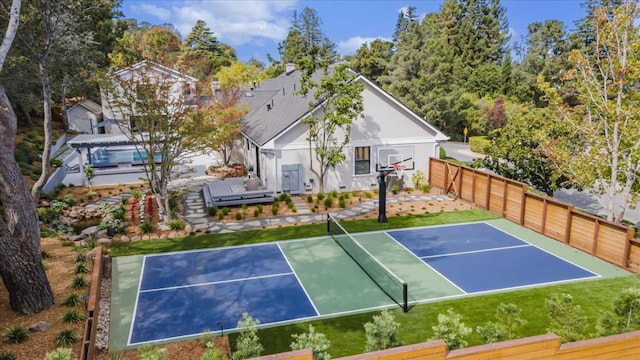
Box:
(377, 169), (389, 223)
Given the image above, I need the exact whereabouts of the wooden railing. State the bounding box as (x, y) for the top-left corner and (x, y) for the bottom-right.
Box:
(80, 246), (103, 360)
(429, 158), (638, 271)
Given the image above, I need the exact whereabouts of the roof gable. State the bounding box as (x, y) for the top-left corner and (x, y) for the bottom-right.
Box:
(114, 60), (197, 83)
(70, 99), (102, 114)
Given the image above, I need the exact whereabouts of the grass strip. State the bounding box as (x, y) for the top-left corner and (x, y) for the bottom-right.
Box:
(112, 209), (498, 256)
(230, 275), (640, 357)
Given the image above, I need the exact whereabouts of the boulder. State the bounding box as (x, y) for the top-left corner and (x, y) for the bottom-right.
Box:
(96, 229), (108, 238)
(29, 321), (51, 332)
(119, 235), (130, 242)
(97, 238), (112, 245)
(81, 226), (98, 236)
(130, 235), (141, 242)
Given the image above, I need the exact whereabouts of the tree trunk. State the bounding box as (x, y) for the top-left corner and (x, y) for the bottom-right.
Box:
(31, 61), (53, 200)
(0, 85), (54, 314)
(60, 80), (68, 130)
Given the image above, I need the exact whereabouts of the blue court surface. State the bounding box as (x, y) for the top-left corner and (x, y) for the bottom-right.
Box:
(129, 244), (317, 345)
(387, 223), (599, 294)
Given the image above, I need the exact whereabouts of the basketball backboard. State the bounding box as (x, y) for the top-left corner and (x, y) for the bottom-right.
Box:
(375, 146), (414, 172)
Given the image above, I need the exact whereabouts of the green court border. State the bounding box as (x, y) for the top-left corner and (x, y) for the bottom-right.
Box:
(109, 219), (630, 351)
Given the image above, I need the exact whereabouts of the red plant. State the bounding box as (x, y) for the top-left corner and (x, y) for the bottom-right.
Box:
(130, 198), (138, 222)
(146, 196), (154, 218)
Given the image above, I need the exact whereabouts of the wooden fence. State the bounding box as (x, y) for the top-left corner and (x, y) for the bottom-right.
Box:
(428, 158), (639, 271)
(253, 331), (640, 360)
(80, 247), (103, 360)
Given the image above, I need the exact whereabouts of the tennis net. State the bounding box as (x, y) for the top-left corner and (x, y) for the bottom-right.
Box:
(327, 214), (408, 312)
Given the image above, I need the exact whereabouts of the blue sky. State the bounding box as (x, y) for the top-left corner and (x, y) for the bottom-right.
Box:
(120, 0), (587, 63)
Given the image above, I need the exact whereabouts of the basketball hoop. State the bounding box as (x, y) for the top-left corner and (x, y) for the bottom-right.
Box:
(392, 163), (406, 178)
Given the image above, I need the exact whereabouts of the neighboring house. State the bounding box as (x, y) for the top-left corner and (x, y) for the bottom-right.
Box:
(101, 59), (198, 134)
(239, 65), (449, 194)
(67, 99), (104, 134)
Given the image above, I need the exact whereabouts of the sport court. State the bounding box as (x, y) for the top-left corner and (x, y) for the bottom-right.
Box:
(110, 218), (629, 348)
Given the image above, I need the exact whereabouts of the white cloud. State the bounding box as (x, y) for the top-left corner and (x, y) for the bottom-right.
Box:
(337, 36), (391, 55)
(129, 0), (297, 46)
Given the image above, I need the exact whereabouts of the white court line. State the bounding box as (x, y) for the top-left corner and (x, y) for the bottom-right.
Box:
(127, 256), (148, 346)
(383, 231), (467, 294)
(141, 241), (279, 258)
(139, 272), (295, 293)
(482, 222), (601, 277)
(277, 243), (320, 316)
(420, 244), (532, 259)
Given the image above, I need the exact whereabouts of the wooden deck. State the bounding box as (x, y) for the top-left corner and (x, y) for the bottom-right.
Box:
(203, 177), (274, 208)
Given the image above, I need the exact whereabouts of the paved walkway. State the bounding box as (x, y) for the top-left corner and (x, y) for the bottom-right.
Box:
(92, 176), (453, 234)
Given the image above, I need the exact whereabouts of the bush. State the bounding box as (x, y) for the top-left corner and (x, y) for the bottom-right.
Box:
(71, 275), (88, 289)
(253, 209), (260, 217)
(469, 136), (490, 154)
(63, 309), (86, 324)
(316, 192), (325, 201)
(256, 204), (263, 214)
(138, 344), (167, 360)
(56, 329), (79, 346)
(391, 185), (399, 195)
(271, 203), (279, 216)
(411, 170), (427, 189)
(338, 197), (346, 209)
(364, 310), (403, 352)
(222, 207), (231, 216)
(63, 194), (77, 206)
(430, 309), (471, 350)
(290, 325), (330, 360)
(140, 221), (155, 234)
(477, 303), (526, 344)
(365, 192), (373, 199)
(323, 196), (333, 210)
(546, 293), (587, 342)
(201, 348), (225, 360)
(217, 213), (224, 220)
(232, 313), (263, 360)
(168, 219), (185, 230)
(421, 184), (431, 193)
(330, 190), (338, 198)
(38, 206), (61, 224)
(41, 249), (51, 259)
(279, 192), (290, 202)
(307, 195), (314, 203)
(3, 323), (30, 343)
(74, 262), (89, 274)
(0, 351), (17, 360)
(235, 212), (243, 220)
(45, 348), (77, 360)
(62, 293), (82, 307)
(207, 206), (218, 216)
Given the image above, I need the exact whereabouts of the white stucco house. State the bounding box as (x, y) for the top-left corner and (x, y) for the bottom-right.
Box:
(238, 65), (449, 194)
(67, 99), (104, 134)
(101, 59), (198, 134)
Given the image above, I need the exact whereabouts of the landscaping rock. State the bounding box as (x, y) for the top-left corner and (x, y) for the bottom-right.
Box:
(184, 224), (193, 232)
(119, 235), (130, 242)
(130, 235), (141, 242)
(97, 238), (112, 245)
(157, 223), (171, 231)
(29, 321), (51, 332)
(96, 229), (108, 238)
(69, 234), (85, 242)
(81, 226), (98, 236)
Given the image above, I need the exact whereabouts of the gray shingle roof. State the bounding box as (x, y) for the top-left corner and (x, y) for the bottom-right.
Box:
(73, 99), (102, 114)
(240, 69), (326, 146)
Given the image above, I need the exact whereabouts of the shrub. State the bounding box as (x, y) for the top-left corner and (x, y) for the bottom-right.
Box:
(132, 189), (143, 199)
(207, 206), (218, 216)
(63, 309), (86, 324)
(75, 253), (87, 264)
(421, 184), (431, 193)
(469, 136), (490, 153)
(71, 275), (88, 289)
(0, 351), (17, 360)
(330, 190), (338, 198)
(56, 329), (79, 346)
(338, 197), (346, 209)
(364, 310), (403, 352)
(63, 194), (77, 206)
(138, 344), (167, 360)
(546, 293), (587, 342)
(430, 309), (471, 350)
(235, 212), (243, 221)
(3, 323), (30, 343)
(38, 206), (61, 224)
(391, 185), (399, 195)
(256, 204), (263, 214)
(41, 249), (51, 259)
(307, 195), (314, 203)
(62, 293), (82, 307)
(222, 207), (231, 216)
(168, 219), (185, 230)
(241, 203), (248, 213)
(279, 192), (290, 202)
(290, 325), (330, 360)
(365, 192), (373, 199)
(201, 348), (225, 360)
(140, 221), (155, 234)
(316, 192), (325, 201)
(74, 262), (89, 274)
(232, 313), (263, 360)
(271, 203), (279, 216)
(253, 209), (260, 217)
(45, 347), (76, 360)
(323, 196), (333, 210)
(217, 213), (224, 220)
(411, 170), (427, 189)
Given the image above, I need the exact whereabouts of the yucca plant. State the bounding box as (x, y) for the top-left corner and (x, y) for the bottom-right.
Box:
(3, 323), (30, 344)
(0, 351), (18, 360)
(62, 293), (82, 307)
(71, 275), (88, 290)
(63, 309), (86, 324)
(56, 329), (79, 346)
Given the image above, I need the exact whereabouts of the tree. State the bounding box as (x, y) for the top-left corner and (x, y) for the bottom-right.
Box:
(215, 60), (264, 90)
(349, 39), (393, 83)
(290, 325), (331, 360)
(178, 20), (236, 81)
(545, 293), (587, 342)
(0, 0), (54, 315)
(479, 103), (570, 196)
(430, 308), (472, 350)
(101, 61), (206, 224)
(363, 310), (403, 352)
(477, 303), (527, 343)
(232, 313), (263, 360)
(277, 7), (336, 71)
(140, 25), (180, 66)
(539, 2), (640, 223)
(597, 287), (640, 335)
(297, 61), (364, 193)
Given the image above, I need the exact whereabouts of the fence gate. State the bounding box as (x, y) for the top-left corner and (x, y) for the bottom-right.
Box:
(281, 164), (302, 194)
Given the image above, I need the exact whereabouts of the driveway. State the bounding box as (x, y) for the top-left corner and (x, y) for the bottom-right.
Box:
(442, 142), (485, 163)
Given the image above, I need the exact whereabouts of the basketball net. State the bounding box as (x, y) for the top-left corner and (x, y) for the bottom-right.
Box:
(392, 163), (406, 178)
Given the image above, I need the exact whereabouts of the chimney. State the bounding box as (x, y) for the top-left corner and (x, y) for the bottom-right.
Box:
(285, 62), (295, 75)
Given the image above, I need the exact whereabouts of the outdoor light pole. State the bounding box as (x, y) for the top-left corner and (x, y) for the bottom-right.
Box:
(217, 321), (224, 336)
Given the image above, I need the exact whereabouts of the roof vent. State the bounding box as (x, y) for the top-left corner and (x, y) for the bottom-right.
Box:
(285, 62), (295, 75)
(267, 104), (272, 111)
(245, 92), (253, 97)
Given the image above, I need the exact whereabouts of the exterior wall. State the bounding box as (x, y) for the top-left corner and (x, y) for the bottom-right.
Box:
(68, 107), (100, 134)
(266, 80), (443, 193)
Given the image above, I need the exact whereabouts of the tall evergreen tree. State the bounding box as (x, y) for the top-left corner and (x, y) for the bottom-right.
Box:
(349, 39), (393, 83)
(573, 0), (624, 52)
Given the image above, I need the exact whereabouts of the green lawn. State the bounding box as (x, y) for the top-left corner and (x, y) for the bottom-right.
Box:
(111, 209), (640, 357)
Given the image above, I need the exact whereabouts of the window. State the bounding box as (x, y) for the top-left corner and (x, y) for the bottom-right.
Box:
(354, 146), (370, 175)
